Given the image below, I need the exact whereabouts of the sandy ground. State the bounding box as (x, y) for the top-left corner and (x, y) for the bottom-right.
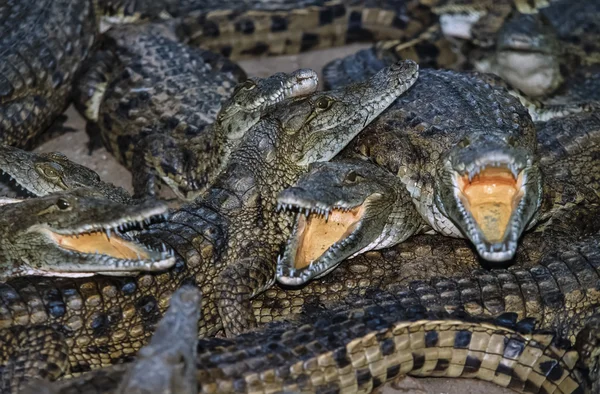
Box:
(35, 44), (511, 394)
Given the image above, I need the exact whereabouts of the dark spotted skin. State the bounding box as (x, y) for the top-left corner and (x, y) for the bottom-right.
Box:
(0, 59), (418, 391)
(0, 230), (598, 390)
(26, 286), (591, 394)
(176, 0), (438, 59)
(0, 0), (97, 148)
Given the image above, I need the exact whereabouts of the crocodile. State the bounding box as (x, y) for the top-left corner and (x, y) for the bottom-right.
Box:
(0, 145), (132, 203)
(0, 0), (186, 150)
(0, 61), (418, 387)
(22, 285), (595, 394)
(0, 0), (98, 148)
(74, 22), (321, 200)
(0, 188), (176, 282)
(18, 285), (202, 394)
(287, 68), (541, 266)
(275, 109), (600, 284)
(325, 0), (600, 101)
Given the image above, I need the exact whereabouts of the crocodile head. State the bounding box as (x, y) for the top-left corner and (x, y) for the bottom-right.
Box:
(479, 13), (562, 98)
(0, 145), (132, 203)
(0, 189), (175, 281)
(278, 61), (419, 168)
(218, 69), (319, 141)
(154, 69), (319, 201)
(435, 132), (542, 262)
(276, 161), (410, 285)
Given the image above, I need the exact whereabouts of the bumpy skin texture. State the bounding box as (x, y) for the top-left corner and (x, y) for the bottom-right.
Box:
(18, 286), (201, 394)
(326, 0), (599, 102)
(0, 0), (97, 148)
(533, 111), (600, 235)
(333, 69), (540, 262)
(275, 108), (600, 284)
(276, 159), (424, 285)
(0, 189), (175, 281)
(0, 145), (131, 204)
(176, 0), (437, 59)
(76, 23), (247, 200)
(30, 286), (590, 394)
(0, 61), (418, 388)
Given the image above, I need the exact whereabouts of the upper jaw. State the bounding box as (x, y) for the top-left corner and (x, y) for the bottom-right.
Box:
(275, 192), (377, 286)
(34, 205), (176, 273)
(440, 154), (542, 262)
(0, 169), (40, 197)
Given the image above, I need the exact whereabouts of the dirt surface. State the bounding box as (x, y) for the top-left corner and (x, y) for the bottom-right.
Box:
(35, 44), (511, 394)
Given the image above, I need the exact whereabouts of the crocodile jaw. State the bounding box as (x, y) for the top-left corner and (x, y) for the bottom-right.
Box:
(444, 163), (540, 262)
(276, 200), (375, 286)
(32, 209), (175, 276)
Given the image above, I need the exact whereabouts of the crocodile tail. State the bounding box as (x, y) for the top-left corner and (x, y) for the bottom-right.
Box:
(175, 0), (436, 59)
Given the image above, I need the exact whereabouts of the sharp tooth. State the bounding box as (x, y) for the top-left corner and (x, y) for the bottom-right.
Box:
(106, 228), (111, 239)
(325, 210), (329, 221)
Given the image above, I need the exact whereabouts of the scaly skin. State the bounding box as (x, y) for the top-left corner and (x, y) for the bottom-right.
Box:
(0, 61), (418, 389)
(260, 232), (600, 344)
(276, 159), (424, 284)
(74, 23), (320, 200)
(25, 284), (592, 394)
(0, 0), (97, 148)
(175, 0), (437, 59)
(326, 0), (599, 101)
(0, 145), (131, 204)
(0, 189), (175, 281)
(19, 286), (202, 394)
(287, 69), (540, 265)
(275, 110), (600, 284)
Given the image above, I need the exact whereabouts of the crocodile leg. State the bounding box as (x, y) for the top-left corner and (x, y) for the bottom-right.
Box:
(0, 326), (69, 393)
(216, 250), (276, 336)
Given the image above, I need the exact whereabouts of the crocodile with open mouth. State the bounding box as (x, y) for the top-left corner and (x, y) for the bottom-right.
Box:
(26, 284), (597, 394)
(0, 188), (175, 282)
(0, 61), (418, 390)
(275, 109), (600, 285)
(278, 68), (541, 271)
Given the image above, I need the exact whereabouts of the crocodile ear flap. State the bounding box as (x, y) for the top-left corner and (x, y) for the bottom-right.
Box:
(0, 197), (25, 206)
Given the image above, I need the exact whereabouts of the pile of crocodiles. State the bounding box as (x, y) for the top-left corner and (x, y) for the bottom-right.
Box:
(0, 0), (599, 392)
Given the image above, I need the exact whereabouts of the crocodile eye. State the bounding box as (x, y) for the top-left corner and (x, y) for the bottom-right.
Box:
(242, 80), (256, 90)
(315, 97), (333, 110)
(56, 198), (70, 210)
(39, 165), (60, 179)
(345, 171), (358, 183)
(458, 138), (470, 148)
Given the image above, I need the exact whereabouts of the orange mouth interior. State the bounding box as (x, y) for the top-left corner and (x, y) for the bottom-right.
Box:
(48, 230), (151, 259)
(293, 206), (365, 270)
(456, 167), (524, 243)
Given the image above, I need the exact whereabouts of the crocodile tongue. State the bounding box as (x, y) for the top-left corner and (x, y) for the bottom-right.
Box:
(49, 230), (151, 259)
(457, 167), (523, 243)
(294, 206), (364, 270)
